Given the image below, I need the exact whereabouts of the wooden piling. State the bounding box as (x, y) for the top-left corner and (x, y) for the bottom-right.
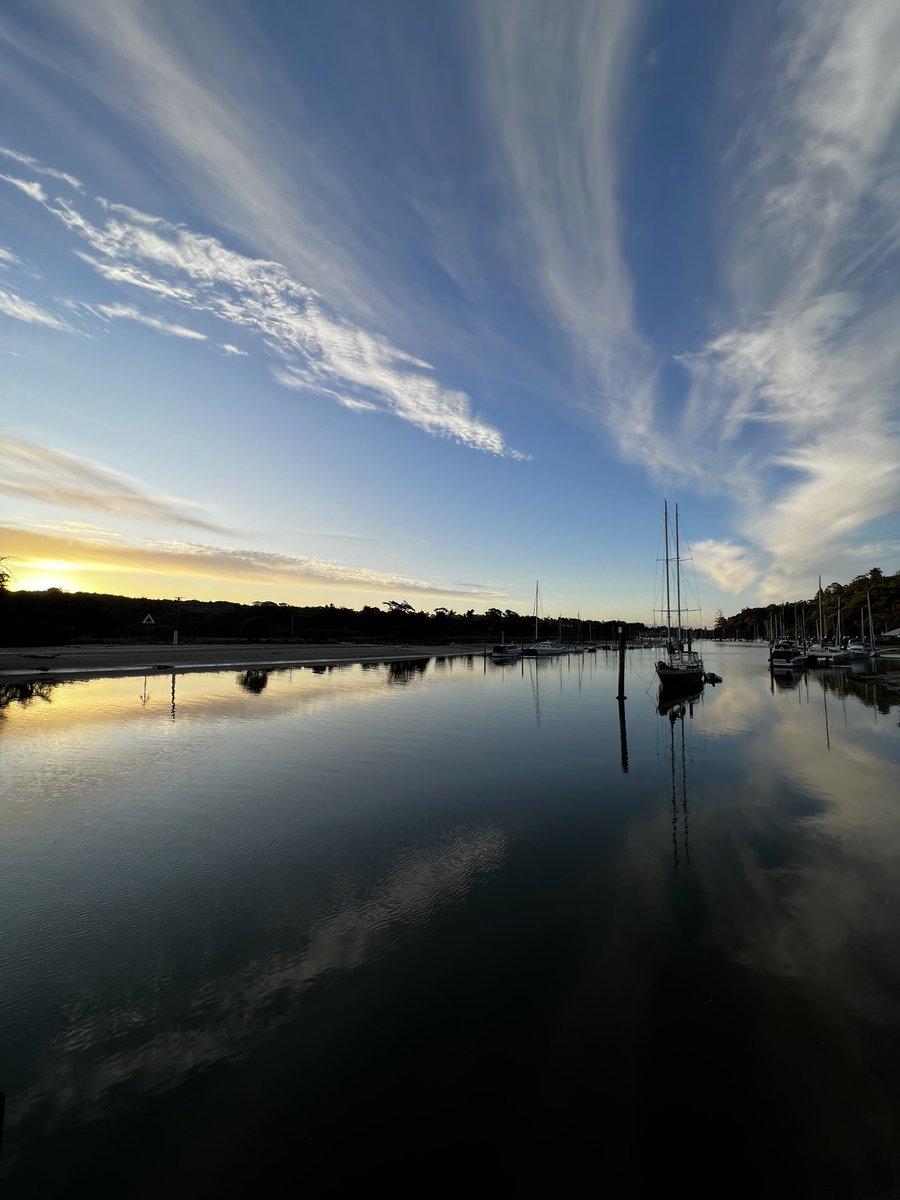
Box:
(616, 624), (627, 700)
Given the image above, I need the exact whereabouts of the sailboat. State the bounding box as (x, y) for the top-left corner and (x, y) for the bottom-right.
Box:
(846, 592), (876, 659)
(655, 501), (705, 690)
(523, 581), (562, 657)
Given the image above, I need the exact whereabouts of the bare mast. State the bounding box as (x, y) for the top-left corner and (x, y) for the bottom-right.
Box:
(675, 502), (683, 647)
(664, 500), (672, 648)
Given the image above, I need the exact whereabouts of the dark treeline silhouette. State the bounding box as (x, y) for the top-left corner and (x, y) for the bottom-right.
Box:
(0, 587), (646, 647)
(713, 568), (900, 641)
(5, 570), (897, 649)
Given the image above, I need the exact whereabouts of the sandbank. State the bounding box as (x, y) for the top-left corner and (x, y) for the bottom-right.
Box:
(0, 642), (488, 683)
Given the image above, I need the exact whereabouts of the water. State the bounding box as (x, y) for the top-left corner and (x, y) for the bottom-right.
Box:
(2, 646), (900, 1195)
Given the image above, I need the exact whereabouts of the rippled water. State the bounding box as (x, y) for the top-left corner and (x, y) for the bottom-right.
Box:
(2, 646), (900, 1195)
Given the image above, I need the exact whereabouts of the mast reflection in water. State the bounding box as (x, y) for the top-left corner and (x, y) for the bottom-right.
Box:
(658, 687), (700, 869)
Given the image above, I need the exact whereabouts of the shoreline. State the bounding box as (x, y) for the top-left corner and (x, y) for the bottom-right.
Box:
(0, 642), (489, 683)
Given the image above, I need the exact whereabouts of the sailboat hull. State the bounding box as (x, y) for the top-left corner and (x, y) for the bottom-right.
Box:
(655, 659), (705, 689)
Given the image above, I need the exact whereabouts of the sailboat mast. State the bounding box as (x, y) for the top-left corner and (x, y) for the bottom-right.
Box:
(868, 590), (875, 648)
(818, 575), (823, 643)
(675, 502), (683, 646)
(663, 500), (672, 644)
(534, 580), (539, 642)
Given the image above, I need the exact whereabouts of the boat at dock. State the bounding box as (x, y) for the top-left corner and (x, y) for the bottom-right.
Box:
(490, 642), (522, 662)
(769, 639), (808, 671)
(524, 640), (564, 657)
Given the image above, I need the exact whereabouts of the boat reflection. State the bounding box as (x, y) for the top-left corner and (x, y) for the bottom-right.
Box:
(657, 685), (703, 719)
(770, 670), (803, 693)
(658, 687), (701, 869)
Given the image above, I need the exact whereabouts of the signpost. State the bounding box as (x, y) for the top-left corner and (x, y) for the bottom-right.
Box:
(142, 613), (155, 638)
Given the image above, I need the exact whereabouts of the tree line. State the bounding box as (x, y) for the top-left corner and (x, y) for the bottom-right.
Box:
(0, 585), (641, 647)
(712, 568), (900, 641)
(5, 564), (895, 647)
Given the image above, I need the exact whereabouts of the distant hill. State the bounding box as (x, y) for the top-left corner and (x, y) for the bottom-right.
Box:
(715, 569), (900, 641)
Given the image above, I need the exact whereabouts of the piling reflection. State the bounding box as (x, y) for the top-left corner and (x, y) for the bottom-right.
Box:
(617, 697), (629, 773)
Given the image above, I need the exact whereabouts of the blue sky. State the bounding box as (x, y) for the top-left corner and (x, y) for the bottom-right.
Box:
(1, 0), (898, 622)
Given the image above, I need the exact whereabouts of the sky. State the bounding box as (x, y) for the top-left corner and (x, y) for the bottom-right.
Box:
(1, 0), (899, 624)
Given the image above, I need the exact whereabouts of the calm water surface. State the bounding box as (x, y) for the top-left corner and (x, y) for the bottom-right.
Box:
(2, 646), (900, 1195)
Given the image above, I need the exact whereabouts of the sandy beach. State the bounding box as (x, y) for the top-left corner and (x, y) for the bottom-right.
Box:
(0, 642), (488, 682)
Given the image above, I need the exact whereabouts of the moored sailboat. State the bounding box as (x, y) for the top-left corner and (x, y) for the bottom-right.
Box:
(655, 501), (705, 690)
(523, 581), (564, 657)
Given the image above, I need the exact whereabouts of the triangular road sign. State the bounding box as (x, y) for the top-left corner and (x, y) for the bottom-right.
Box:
(142, 613), (155, 624)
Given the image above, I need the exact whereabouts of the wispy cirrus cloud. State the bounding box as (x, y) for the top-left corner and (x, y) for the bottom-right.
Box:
(0, 1), (529, 458)
(152, 540), (499, 596)
(0, 435), (231, 534)
(73, 250), (194, 300)
(0, 172), (519, 456)
(0, 144), (82, 189)
(2, 1), (388, 325)
(0, 286), (70, 330)
(474, 0), (900, 598)
(0, 173), (47, 203)
(473, 0), (654, 445)
(659, 0), (900, 597)
(295, 529), (375, 543)
(0, 524), (502, 600)
(95, 301), (206, 340)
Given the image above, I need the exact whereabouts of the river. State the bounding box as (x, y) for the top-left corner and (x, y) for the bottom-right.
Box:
(2, 645), (899, 1195)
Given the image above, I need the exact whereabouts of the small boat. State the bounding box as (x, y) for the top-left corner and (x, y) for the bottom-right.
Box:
(527, 639), (564, 657)
(490, 642), (521, 662)
(845, 640), (873, 660)
(818, 645), (851, 664)
(655, 501), (705, 690)
(769, 639), (808, 671)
